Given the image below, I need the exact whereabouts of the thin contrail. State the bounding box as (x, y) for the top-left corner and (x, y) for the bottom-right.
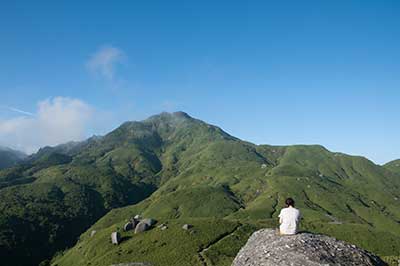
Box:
(0, 105), (35, 116)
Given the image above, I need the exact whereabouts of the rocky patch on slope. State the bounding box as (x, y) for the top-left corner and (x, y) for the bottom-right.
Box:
(232, 229), (387, 266)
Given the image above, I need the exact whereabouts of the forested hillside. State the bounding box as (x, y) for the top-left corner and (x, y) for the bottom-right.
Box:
(0, 112), (399, 266)
(0, 146), (26, 169)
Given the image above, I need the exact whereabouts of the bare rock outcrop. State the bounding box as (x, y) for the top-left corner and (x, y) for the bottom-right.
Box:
(111, 232), (120, 245)
(232, 229), (387, 266)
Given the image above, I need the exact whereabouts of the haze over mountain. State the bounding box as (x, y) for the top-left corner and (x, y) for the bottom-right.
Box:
(0, 146), (26, 169)
(0, 112), (399, 266)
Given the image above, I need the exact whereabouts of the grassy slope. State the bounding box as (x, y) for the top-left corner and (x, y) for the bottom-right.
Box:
(52, 208), (400, 266)
(0, 125), (164, 265)
(385, 159), (400, 174)
(53, 141), (400, 265)
(1, 112), (399, 266)
(52, 218), (243, 266)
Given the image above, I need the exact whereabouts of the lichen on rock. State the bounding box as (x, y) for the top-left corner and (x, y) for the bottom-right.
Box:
(232, 229), (387, 266)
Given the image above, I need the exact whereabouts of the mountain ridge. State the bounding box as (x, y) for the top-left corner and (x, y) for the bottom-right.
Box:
(0, 146), (27, 169)
(0, 112), (399, 266)
(384, 159), (400, 174)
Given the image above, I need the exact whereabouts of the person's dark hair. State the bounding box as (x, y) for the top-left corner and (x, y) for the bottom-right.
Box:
(285, 198), (295, 207)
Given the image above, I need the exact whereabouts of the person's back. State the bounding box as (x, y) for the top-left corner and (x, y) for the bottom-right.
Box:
(278, 198), (301, 235)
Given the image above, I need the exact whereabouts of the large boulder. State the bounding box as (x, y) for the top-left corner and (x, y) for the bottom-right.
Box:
(123, 222), (134, 231)
(124, 218), (139, 231)
(182, 224), (193, 230)
(111, 232), (120, 245)
(232, 229), (387, 266)
(135, 221), (150, 234)
(141, 218), (157, 227)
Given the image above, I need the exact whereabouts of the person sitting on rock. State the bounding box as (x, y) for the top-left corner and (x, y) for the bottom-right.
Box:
(278, 198), (301, 235)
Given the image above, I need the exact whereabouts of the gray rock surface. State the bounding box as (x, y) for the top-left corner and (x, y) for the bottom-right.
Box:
(131, 217), (140, 225)
(232, 229), (387, 266)
(157, 223), (166, 228)
(182, 224), (193, 230)
(124, 222), (134, 231)
(135, 221), (150, 234)
(141, 218), (156, 227)
(111, 232), (120, 245)
(157, 223), (168, 230)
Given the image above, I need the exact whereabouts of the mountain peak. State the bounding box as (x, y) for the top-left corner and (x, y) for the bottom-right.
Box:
(172, 111), (191, 118)
(146, 111), (192, 121)
(142, 111), (195, 126)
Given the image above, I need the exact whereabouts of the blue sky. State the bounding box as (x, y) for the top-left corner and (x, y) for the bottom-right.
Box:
(0, 1), (399, 163)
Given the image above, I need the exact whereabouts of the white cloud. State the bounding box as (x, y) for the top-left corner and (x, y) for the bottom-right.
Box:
(0, 97), (93, 154)
(86, 45), (125, 80)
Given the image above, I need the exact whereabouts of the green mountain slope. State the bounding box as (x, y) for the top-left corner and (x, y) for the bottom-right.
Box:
(0, 146), (26, 169)
(1, 112), (399, 266)
(385, 159), (400, 174)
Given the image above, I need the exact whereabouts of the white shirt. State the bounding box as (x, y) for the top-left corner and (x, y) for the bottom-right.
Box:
(278, 206), (301, 235)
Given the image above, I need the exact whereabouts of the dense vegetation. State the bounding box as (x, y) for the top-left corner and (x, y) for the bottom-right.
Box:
(0, 112), (399, 266)
(0, 146), (26, 170)
(385, 159), (400, 174)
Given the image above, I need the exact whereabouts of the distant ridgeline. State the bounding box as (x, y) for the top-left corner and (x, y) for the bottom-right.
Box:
(0, 112), (399, 266)
(0, 146), (26, 170)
